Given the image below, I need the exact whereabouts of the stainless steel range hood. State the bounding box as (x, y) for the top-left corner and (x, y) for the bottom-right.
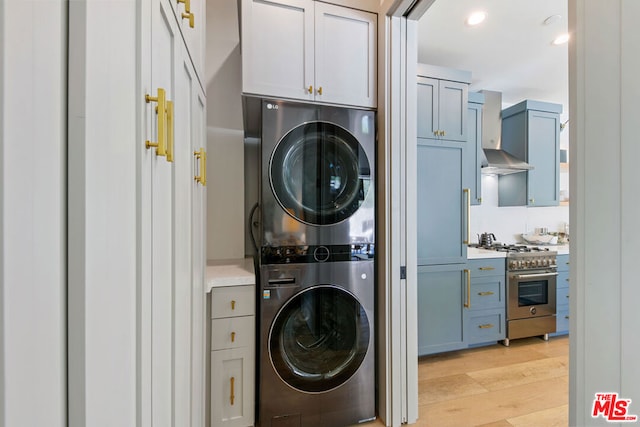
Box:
(479, 90), (533, 175)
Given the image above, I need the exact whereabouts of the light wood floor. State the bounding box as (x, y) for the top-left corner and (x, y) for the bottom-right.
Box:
(415, 336), (569, 427)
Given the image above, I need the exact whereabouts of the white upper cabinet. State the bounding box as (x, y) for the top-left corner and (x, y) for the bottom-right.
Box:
(314, 2), (377, 107)
(241, 0), (377, 108)
(167, 0), (205, 86)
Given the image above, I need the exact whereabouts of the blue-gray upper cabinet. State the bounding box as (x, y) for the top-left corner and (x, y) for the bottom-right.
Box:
(467, 92), (485, 205)
(499, 100), (563, 207)
(417, 65), (470, 142)
(417, 140), (468, 265)
(417, 264), (469, 355)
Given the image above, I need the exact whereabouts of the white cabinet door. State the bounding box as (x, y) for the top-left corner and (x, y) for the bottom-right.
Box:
(211, 347), (255, 427)
(173, 41), (198, 426)
(145, 1), (178, 426)
(314, 2), (377, 108)
(169, 0), (205, 85)
(241, 0), (314, 101)
(190, 69), (207, 427)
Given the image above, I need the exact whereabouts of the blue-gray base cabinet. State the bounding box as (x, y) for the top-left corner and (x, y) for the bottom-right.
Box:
(499, 100), (562, 207)
(418, 264), (468, 355)
(467, 258), (506, 346)
(418, 258), (506, 356)
(552, 254), (570, 336)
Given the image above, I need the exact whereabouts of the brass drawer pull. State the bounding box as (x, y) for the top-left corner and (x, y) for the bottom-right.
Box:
(231, 332), (236, 342)
(477, 291), (494, 296)
(479, 324), (494, 329)
(230, 300), (236, 310)
(230, 377), (235, 405)
(478, 267), (495, 271)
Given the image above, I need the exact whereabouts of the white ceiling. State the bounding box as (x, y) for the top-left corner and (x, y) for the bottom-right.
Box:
(417, 0), (568, 115)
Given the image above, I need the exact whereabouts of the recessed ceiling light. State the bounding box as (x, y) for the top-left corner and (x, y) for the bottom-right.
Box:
(466, 11), (487, 26)
(553, 33), (570, 45)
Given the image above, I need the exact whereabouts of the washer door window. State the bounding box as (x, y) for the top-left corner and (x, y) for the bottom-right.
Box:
(270, 121), (371, 225)
(269, 285), (370, 393)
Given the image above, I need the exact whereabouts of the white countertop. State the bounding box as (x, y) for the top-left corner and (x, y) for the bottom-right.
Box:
(467, 244), (570, 259)
(467, 247), (507, 259)
(206, 258), (256, 293)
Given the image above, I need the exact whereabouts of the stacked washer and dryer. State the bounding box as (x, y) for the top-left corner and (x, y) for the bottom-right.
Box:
(256, 99), (376, 427)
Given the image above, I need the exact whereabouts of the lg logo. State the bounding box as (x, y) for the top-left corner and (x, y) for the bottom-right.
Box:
(266, 103), (279, 110)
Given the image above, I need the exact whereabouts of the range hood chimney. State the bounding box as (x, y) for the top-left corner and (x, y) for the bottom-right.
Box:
(479, 90), (533, 175)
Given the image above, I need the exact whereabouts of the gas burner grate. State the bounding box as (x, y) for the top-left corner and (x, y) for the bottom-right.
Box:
(469, 243), (551, 253)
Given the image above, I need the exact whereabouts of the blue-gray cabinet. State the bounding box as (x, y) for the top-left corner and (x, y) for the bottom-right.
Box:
(416, 140), (468, 265)
(417, 264), (469, 355)
(417, 65), (470, 143)
(499, 100), (562, 207)
(467, 258), (506, 346)
(418, 258), (506, 356)
(467, 92), (485, 205)
(553, 254), (570, 336)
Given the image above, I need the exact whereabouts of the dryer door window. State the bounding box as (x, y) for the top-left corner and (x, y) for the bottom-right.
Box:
(269, 285), (370, 393)
(270, 121), (371, 226)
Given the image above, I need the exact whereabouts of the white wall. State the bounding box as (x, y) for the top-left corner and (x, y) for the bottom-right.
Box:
(206, 0), (245, 260)
(0, 1), (67, 426)
(470, 175), (569, 244)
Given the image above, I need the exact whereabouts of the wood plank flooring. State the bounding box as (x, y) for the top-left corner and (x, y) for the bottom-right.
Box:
(416, 336), (569, 427)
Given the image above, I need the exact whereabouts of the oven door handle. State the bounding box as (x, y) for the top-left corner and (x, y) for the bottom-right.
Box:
(513, 272), (558, 280)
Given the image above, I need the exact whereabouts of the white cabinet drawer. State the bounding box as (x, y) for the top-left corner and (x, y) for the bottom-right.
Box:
(211, 285), (255, 319)
(211, 316), (255, 351)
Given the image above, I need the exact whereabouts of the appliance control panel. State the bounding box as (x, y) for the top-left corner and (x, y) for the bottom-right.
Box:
(507, 253), (558, 271)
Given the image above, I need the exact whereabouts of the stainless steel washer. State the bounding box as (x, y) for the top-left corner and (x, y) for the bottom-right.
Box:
(258, 257), (375, 426)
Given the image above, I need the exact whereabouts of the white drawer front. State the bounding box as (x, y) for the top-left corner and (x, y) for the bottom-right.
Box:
(211, 316), (255, 351)
(211, 285), (255, 319)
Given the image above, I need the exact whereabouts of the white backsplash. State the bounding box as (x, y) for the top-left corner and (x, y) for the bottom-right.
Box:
(470, 174), (569, 245)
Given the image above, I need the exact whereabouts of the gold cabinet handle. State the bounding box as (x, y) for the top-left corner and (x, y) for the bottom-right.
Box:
(478, 324), (494, 329)
(529, 198), (535, 204)
(230, 332), (236, 342)
(478, 267), (495, 271)
(478, 291), (494, 296)
(177, 0), (191, 12)
(464, 269), (471, 308)
(441, 130), (446, 136)
(307, 85), (313, 94)
(182, 11), (194, 28)
(230, 377), (235, 406)
(194, 148), (206, 186)
(145, 88), (167, 156)
(166, 100), (174, 162)
(565, 315), (570, 319)
(463, 189), (471, 244)
(317, 86), (323, 95)
(230, 300), (236, 310)
(433, 131), (439, 137)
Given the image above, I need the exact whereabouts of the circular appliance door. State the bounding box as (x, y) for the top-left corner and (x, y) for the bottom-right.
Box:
(269, 285), (370, 393)
(270, 121), (371, 226)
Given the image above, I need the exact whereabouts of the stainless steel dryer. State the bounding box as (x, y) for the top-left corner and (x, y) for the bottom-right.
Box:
(258, 253), (375, 427)
(260, 100), (375, 247)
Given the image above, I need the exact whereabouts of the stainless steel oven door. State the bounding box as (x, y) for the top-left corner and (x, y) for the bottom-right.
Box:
(507, 270), (557, 319)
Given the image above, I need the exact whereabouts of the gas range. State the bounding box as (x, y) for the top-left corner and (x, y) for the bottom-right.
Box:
(469, 243), (557, 272)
